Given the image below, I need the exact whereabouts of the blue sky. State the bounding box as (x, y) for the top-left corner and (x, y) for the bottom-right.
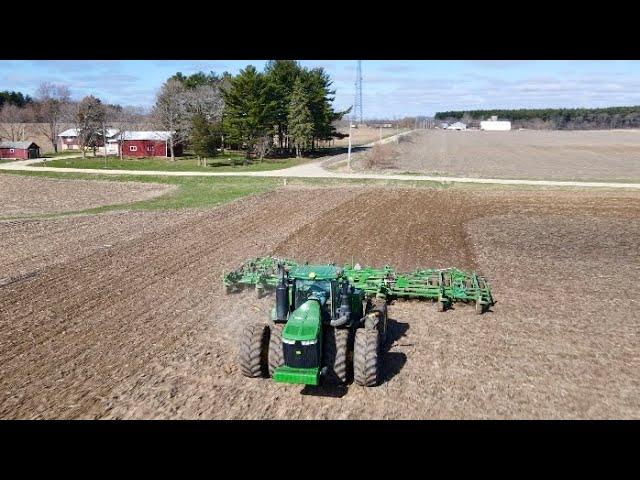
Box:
(1, 60), (639, 118)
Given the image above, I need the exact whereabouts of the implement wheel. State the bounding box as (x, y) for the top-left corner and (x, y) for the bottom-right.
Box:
(323, 327), (350, 384)
(268, 323), (285, 376)
(354, 328), (381, 387)
(475, 299), (484, 315)
(238, 322), (269, 378)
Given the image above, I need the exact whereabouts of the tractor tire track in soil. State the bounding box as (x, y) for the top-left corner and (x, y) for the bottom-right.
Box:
(1, 184), (639, 418)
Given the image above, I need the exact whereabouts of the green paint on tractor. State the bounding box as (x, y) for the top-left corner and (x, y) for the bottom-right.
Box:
(283, 300), (321, 341)
(272, 366), (319, 385)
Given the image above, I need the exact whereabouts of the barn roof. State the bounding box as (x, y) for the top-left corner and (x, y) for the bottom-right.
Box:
(117, 131), (173, 141)
(58, 128), (119, 137)
(0, 141), (39, 149)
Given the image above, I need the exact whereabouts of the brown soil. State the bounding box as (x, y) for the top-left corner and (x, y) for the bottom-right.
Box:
(1, 184), (639, 419)
(0, 175), (174, 217)
(355, 129), (640, 181)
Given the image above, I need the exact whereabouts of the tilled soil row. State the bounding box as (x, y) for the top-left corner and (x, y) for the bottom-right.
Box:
(1, 185), (639, 418)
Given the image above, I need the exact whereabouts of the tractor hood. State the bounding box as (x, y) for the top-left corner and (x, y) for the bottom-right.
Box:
(282, 299), (321, 342)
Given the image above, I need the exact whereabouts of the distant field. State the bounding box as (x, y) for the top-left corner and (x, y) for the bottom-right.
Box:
(332, 126), (405, 148)
(356, 129), (640, 181)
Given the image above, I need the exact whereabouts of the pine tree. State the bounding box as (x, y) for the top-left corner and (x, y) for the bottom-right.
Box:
(264, 60), (302, 152)
(190, 113), (218, 166)
(288, 79), (314, 158)
(76, 95), (106, 158)
(221, 65), (276, 160)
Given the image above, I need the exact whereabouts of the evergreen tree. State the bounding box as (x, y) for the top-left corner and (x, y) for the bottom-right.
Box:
(190, 113), (218, 166)
(221, 65), (276, 160)
(76, 95), (106, 158)
(288, 79), (314, 158)
(264, 60), (303, 152)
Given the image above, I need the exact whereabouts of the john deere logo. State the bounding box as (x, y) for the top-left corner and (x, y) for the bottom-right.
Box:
(309, 272), (316, 279)
(295, 350), (302, 355)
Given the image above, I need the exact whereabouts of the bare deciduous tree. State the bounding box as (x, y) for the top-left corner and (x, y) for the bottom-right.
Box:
(0, 104), (29, 141)
(152, 79), (189, 161)
(34, 82), (71, 153)
(255, 134), (273, 162)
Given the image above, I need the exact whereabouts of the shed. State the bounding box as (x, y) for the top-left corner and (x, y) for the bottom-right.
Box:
(112, 131), (182, 158)
(446, 122), (467, 131)
(0, 141), (41, 159)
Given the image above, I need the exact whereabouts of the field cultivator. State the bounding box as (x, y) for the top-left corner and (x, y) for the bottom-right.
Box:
(224, 256), (495, 388)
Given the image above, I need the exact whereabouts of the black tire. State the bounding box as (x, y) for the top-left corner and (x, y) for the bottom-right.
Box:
(238, 322), (269, 378)
(268, 323), (285, 376)
(323, 327), (350, 384)
(354, 328), (380, 387)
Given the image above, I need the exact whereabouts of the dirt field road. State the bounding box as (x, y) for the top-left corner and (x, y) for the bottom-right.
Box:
(1, 183), (638, 419)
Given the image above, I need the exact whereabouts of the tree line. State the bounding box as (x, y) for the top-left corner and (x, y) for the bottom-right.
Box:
(152, 60), (349, 162)
(0, 61), (348, 160)
(435, 106), (640, 129)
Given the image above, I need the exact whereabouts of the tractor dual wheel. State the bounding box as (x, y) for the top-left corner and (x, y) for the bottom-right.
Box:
(268, 323), (285, 376)
(238, 322), (270, 378)
(323, 327), (350, 384)
(354, 328), (381, 387)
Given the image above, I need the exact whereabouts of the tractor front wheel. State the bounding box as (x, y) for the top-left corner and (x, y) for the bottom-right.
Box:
(354, 328), (381, 387)
(268, 323), (285, 377)
(238, 322), (269, 378)
(323, 327), (350, 384)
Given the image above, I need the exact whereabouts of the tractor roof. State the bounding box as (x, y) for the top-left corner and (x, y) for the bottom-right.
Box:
(288, 264), (340, 280)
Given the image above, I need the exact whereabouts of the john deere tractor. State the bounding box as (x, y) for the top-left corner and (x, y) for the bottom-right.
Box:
(224, 257), (494, 388)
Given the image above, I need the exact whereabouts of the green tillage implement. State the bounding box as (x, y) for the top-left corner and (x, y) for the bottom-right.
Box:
(224, 256), (494, 309)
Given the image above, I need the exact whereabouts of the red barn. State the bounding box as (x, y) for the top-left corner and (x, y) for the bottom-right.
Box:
(115, 131), (182, 158)
(0, 141), (40, 159)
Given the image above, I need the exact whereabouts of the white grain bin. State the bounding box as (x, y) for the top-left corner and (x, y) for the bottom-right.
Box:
(480, 119), (511, 131)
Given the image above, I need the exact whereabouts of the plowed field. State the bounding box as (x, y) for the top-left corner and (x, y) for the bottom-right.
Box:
(1, 182), (639, 418)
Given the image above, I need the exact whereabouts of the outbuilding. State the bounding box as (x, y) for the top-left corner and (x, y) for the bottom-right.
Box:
(113, 131), (182, 158)
(446, 122), (467, 131)
(480, 116), (512, 131)
(0, 141), (41, 159)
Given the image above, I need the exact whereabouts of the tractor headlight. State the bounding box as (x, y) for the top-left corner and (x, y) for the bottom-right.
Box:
(282, 338), (296, 345)
(301, 340), (317, 346)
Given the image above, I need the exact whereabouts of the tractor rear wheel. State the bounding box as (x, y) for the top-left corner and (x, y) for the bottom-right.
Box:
(238, 322), (269, 378)
(268, 323), (285, 376)
(354, 328), (381, 387)
(323, 327), (350, 384)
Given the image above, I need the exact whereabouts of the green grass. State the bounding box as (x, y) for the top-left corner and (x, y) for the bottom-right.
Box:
(34, 154), (309, 172)
(42, 150), (85, 158)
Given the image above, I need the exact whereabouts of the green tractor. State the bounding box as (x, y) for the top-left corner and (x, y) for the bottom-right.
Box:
(225, 257), (495, 388)
(236, 262), (387, 387)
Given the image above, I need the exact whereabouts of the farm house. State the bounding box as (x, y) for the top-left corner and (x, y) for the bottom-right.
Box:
(58, 128), (120, 153)
(112, 131), (182, 158)
(0, 141), (41, 159)
(480, 116), (512, 131)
